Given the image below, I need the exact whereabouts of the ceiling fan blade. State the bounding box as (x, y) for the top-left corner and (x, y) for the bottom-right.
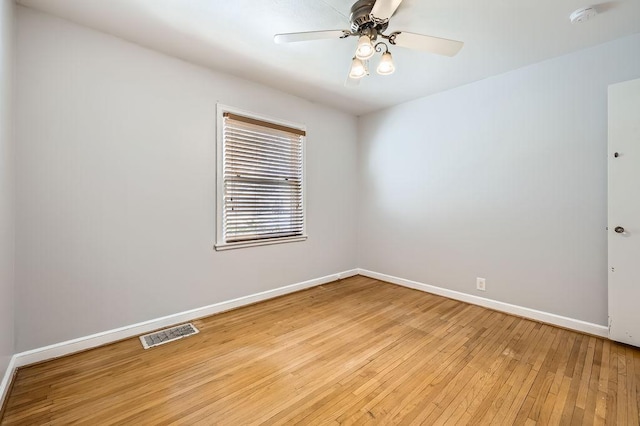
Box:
(345, 76), (361, 87)
(371, 0), (404, 20)
(274, 30), (350, 44)
(390, 32), (464, 56)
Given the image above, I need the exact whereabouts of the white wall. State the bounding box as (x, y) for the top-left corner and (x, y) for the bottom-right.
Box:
(358, 34), (640, 326)
(0, 0), (15, 376)
(15, 7), (358, 351)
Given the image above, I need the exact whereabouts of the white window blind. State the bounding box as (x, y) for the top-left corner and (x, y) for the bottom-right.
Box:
(219, 111), (305, 248)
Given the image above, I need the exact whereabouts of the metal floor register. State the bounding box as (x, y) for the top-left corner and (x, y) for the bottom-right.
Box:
(139, 323), (200, 349)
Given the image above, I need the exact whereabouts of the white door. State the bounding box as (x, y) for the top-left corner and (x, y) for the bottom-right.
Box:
(608, 78), (640, 347)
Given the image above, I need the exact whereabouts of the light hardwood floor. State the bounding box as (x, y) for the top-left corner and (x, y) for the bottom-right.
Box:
(2, 276), (639, 425)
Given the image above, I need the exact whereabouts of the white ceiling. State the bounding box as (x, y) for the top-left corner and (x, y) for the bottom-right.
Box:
(17, 0), (640, 115)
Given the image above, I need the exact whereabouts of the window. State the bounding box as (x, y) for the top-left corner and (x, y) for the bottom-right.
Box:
(215, 105), (306, 250)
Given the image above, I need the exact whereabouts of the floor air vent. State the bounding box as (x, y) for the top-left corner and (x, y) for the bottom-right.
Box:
(139, 323), (199, 349)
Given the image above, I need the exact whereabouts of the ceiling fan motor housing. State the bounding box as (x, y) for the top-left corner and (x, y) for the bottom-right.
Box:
(349, 0), (389, 34)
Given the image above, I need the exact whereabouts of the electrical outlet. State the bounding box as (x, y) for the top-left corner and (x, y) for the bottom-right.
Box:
(476, 277), (486, 291)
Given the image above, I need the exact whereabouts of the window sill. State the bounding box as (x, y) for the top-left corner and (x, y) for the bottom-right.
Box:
(214, 235), (307, 251)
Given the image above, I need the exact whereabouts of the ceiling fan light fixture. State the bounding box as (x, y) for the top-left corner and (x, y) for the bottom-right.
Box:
(273, 0), (465, 84)
(349, 57), (368, 79)
(355, 35), (375, 59)
(377, 51), (395, 75)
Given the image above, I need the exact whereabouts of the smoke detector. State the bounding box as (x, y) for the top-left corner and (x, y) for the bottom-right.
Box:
(570, 7), (597, 23)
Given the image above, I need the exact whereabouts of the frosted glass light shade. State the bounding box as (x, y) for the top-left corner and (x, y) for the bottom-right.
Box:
(355, 35), (374, 59)
(377, 51), (395, 75)
(349, 57), (367, 79)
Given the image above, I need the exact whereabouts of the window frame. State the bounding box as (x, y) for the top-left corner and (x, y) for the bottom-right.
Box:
(215, 104), (307, 251)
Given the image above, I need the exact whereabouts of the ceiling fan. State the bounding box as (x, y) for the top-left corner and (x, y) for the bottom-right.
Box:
(274, 0), (464, 85)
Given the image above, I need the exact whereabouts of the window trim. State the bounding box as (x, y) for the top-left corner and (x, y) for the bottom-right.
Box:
(215, 104), (307, 251)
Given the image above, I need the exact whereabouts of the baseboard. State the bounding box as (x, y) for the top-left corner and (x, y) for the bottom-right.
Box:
(358, 269), (609, 338)
(13, 269), (359, 369)
(0, 355), (17, 415)
(5, 266), (606, 406)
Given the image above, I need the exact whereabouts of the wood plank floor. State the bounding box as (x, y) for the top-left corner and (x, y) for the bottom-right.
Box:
(2, 276), (639, 425)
